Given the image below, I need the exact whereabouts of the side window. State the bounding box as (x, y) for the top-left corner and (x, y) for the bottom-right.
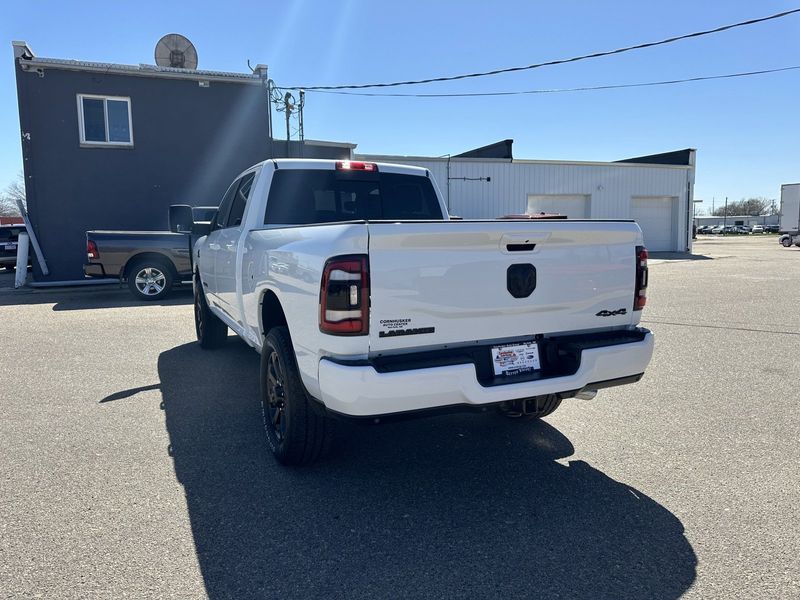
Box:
(214, 180), (240, 230)
(77, 94), (133, 146)
(226, 172), (255, 228)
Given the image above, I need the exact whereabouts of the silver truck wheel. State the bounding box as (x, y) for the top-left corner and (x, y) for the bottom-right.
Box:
(126, 259), (174, 300)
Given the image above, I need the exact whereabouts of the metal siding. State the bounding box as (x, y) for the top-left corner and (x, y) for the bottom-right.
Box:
(376, 158), (690, 250)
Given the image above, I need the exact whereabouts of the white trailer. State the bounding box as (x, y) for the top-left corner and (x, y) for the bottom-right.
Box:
(780, 183), (800, 234)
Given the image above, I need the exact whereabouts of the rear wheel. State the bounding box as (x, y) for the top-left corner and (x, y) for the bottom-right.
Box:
(127, 259), (173, 301)
(194, 280), (228, 349)
(261, 326), (335, 465)
(781, 237), (792, 247)
(499, 394), (562, 420)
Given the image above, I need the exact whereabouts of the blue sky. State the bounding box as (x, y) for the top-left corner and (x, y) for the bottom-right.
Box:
(2, 0), (800, 213)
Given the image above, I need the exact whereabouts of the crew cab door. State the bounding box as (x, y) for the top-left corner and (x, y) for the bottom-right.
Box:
(199, 179), (238, 302)
(214, 171), (256, 321)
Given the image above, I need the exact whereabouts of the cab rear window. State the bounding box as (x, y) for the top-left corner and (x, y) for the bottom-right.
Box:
(0, 227), (23, 241)
(264, 170), (443, 225)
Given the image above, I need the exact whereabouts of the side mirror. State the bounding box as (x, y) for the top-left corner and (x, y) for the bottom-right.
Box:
(169, 205), (194, 234)
(192, 221), (212, 236)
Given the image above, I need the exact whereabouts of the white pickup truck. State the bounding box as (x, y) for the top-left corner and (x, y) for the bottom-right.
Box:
(188, 159), (654, 465)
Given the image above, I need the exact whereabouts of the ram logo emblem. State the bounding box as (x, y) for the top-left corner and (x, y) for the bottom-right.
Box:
(506, 264), (537, 298)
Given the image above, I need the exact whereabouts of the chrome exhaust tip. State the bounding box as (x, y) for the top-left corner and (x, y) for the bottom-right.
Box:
(575, 389), (598, 401)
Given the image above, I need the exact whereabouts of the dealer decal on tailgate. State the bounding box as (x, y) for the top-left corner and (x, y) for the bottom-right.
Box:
(378, 319), (435, 338)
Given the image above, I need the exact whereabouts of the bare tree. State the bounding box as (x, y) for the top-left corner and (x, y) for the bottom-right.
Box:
(711, 197), (773, 217)
(0, 172), (26, 217)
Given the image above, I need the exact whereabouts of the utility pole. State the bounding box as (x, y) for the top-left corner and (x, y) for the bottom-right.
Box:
(723, 197), (728, 232)
(298, 90), (305, 158)
(269, 85), (295, 157)
(283, 92), (293, 145)
(267, 85), (305, 158)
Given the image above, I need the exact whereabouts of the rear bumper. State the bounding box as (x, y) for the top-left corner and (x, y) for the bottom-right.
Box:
(318, 330), (654, 417)
(83, 263), (110, 278)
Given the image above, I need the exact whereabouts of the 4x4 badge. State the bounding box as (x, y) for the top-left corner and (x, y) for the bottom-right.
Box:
(596, 308), (627, 317)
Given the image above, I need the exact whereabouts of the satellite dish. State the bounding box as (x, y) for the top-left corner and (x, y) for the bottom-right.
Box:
(154, 34), (198, 70)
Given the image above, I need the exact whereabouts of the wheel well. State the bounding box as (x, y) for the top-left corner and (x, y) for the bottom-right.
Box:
(260, 290), (288, 338)
(123, 252), (176, 280)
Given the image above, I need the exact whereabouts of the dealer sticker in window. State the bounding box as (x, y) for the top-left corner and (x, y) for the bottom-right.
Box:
(491, 341), (541, 376)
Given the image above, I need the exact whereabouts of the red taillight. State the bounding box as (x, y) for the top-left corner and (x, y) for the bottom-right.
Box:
(634, 246), (648, 311)
(335, 160), (378, 172)
(319, 255), (369, 335)
(87, 239), (99, 260)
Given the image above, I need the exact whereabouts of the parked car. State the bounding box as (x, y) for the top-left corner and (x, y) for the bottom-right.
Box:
(734, 225), (750, 234)
(188, 158), (654, 465)
(85, 206), (215, 300)
(765, 224), (780, 233)
(711, 226), (724, 234)
(750, 225), (764, 234)
(0, 224), (30, 270)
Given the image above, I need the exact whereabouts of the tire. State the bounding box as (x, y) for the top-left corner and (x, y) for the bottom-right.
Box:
(127, 258), (174, 301)
(194, 280), (228, 349)
(261, 326), (335, 466)
(500, 394), (562, 420)
(781, 237), (792, 248)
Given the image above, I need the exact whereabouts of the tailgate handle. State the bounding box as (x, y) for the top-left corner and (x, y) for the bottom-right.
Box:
(506, 243), (536, 252)
(501, 232), (549, 253)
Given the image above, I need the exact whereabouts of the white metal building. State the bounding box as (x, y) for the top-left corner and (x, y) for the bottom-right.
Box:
(359, 144), (696, 252)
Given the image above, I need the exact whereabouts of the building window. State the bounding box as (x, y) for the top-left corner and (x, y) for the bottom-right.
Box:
(77, 94), (133, 146)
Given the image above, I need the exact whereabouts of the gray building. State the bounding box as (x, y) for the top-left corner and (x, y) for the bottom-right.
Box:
(12, 41), (353, 282)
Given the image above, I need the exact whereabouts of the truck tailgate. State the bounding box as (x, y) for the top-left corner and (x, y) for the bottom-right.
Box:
(367, 221), (642, 353)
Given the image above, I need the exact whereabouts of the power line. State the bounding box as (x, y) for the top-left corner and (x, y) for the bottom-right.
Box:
(284, 8), (800, 90)
(302, 65), (800, 98)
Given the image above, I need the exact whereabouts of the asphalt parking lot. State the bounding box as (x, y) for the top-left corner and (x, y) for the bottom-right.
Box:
(1, 235), (798, 599)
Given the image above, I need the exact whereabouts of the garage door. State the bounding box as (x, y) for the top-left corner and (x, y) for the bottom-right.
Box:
(527, 194), (590, 218)
(631, 196), (677, 251)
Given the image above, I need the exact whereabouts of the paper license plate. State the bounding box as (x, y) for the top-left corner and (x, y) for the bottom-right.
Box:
(491, 341), (541, 376)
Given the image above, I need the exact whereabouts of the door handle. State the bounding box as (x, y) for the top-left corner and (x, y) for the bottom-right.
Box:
(225, 243), (235, 250)
(209, 243), (221, 250)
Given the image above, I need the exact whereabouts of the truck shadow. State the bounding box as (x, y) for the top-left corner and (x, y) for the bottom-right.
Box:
(0, 286), (192, 310)
(157, 341), (696, 600)
(648, 251), (712, 261)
